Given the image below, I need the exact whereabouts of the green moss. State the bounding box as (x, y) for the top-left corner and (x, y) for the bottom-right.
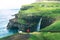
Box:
(17, 18), (26, 24)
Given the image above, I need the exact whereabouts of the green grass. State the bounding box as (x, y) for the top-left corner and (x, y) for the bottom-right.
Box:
(18, 2), (60, 18)
(17, 3), (60, 26)
(28, 32), (60, 40)
(0, 32), (60, 40)
(41, 21), (60, 31)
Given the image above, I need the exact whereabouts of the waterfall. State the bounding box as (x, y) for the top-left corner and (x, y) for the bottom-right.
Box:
(37, 18), (42, 31)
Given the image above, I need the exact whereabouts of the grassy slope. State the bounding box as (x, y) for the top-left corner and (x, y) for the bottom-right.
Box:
(41, 21), (60, 31)
(28, 32), (60, 40)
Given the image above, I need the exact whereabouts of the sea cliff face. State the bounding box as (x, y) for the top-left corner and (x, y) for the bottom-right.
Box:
(7, 2), (60, 32)
(7, 15), (55, 32)
(7, 18), (27, 32)
(7, 15), (41, 32)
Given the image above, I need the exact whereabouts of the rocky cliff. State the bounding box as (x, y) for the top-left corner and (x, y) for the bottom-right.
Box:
(7, 15), (55, 32)
(7, 2), (59, 32)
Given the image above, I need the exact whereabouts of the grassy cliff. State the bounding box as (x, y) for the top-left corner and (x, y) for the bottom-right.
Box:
(16, 2), (60, 31)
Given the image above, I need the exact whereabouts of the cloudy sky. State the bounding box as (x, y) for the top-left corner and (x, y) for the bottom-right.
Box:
(0, 0), (36, 9)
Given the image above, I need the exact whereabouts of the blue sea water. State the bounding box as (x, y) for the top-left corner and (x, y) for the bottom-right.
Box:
(0, 9), (19, 38)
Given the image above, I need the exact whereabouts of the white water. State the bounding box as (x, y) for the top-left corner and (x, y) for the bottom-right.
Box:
(37, 18), (42, 31)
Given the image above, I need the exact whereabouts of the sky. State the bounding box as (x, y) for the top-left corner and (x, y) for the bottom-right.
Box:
(0, 0), (36, 9)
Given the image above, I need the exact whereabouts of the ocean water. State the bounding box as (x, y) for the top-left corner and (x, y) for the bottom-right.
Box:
(0, 9), (19, 38)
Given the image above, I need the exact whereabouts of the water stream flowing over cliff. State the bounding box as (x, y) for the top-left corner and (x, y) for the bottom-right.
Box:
(37, 18), (42, 31)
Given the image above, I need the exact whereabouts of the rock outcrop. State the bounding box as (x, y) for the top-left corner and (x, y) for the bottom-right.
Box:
(7, 15), (55, 32)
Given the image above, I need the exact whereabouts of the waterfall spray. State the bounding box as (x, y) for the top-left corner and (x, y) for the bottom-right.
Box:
(37, 18), (42, 31)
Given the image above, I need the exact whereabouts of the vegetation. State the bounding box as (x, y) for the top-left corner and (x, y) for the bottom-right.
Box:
(16, 2), (60, 31)
(29, 32), (60, 40)
(0, 2), (60, 40)
(0, 32), (60, 40)
(41, 21), (60, 31)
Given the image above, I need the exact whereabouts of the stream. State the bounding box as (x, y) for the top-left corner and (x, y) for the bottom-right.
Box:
(37, 18), (42, 31)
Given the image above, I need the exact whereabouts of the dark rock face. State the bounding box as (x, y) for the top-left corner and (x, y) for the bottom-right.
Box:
(7, 16), (55, 32)
(7, 16), (41, 32)
(20, 6), (33, 10)
(7, 19), (25, 31)
(41, 17), (55, 29)
(21, 16), (41, 32)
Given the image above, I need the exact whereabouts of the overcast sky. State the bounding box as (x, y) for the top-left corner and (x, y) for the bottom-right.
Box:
(0, 0), (36, 9)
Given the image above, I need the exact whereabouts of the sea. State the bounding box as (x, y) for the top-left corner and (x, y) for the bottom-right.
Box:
(0, 9), (19, 38)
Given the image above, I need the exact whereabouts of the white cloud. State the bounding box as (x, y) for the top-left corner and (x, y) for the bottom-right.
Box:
(0, 0), (36, 9)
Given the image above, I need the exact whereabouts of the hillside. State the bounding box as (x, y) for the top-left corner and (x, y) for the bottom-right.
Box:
(15, 2), (60, 31)
(7, 2), (60, 32)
